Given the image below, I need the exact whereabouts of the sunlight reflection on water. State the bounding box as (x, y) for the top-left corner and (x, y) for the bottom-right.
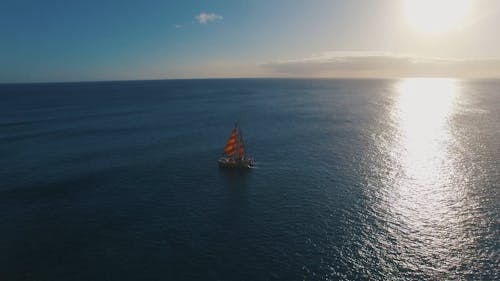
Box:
(383, 78), (470, 277)
(396, 78), (457, 187)
(392, 78), (458, 208)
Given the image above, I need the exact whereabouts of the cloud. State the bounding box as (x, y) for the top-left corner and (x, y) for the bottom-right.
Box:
(195, 12), (223, 24)
(174, 24), (182, 29)
(262, 52), (500, 78)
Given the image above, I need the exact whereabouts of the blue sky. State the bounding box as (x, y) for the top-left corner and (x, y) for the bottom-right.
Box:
(1, 0), (500, 82)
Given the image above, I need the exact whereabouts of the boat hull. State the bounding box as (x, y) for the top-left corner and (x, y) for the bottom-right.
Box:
(218, 157), (254, 169)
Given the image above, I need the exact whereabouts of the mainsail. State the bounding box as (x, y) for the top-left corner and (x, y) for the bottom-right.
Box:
(223, 127), (237, 157)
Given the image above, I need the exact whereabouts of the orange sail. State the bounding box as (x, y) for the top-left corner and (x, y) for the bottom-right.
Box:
(224, 127), (237, 156)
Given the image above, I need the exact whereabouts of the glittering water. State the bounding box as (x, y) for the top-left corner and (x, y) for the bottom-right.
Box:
(0, 79), (498, 280)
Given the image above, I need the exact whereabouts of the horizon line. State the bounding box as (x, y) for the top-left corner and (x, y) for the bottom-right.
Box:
(2, 75), (500, 85)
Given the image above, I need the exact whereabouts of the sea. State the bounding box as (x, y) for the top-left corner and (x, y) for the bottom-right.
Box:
(0, 78), (498, 280)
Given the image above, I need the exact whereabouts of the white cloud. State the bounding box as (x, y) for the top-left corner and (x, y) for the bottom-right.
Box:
(174, 24), (182, 29)
(261, 52), (500, 78)
(195, 12), (223, 24)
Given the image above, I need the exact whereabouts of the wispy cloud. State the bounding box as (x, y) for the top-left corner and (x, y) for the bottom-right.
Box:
(195, 12), (223, 24)
(262, 52), (500, 78)
(174, 24), (182, 29)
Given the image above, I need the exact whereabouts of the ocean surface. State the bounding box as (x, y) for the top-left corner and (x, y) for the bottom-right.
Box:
(0, 78), (498, 280)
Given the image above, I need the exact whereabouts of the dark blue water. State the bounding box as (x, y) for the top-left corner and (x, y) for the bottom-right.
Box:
(1, 79), (498, 280)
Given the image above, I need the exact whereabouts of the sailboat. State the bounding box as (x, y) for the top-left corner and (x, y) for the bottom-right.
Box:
(218, 122), (254, 168)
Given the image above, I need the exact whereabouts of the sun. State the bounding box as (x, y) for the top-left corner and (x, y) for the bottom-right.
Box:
(404, 0), (471, 33)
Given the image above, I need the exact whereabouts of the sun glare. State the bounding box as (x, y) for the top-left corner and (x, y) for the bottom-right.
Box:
(404, 0), (471, 33)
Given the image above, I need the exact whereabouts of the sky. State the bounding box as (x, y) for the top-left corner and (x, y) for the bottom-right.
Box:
(1, 0), (500, 82)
